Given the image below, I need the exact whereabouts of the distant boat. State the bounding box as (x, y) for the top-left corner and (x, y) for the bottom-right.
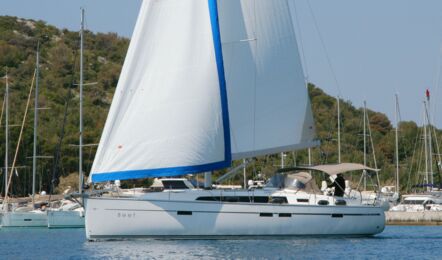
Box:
(389, 91), (442, 213)
(390, 194), (442, 212)
(1, 43), (48, 228)
(85, 0), (385, 240)
(47, 199), (84, 228)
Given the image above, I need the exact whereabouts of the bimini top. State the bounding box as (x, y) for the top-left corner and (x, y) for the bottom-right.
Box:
(280, 163), (379, 176)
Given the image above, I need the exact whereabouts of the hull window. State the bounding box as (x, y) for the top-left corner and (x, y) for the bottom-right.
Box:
(331, 214), (343, 218)
(196, 196), (287, 204)
(278, 213), (292, 217)
(335, 200), (347, 206)
(259, 213), (273, 217)
(177, 211), (192, 216)
(162, 180), (189, 190)
(317, 200), (329, 205)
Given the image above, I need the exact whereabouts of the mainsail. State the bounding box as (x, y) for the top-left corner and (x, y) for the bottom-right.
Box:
(219, 0), (316, 160)
(90, 0), (316, 182)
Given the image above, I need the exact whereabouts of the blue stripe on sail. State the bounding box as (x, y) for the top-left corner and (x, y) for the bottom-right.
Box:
(91, 160), (230, 182)
(208, 0), (232, 164)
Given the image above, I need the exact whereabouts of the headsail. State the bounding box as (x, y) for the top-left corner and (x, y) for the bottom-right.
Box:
(90, 0), (316, 182)
(90, 0), (230, 182)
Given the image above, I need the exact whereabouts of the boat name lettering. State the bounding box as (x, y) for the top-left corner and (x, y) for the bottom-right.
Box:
(117, 212), (136, 218)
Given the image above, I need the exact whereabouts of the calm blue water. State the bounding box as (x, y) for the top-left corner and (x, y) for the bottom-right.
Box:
(0, 226), (441, 259)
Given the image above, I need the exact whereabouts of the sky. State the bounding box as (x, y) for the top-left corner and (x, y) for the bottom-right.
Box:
(2, 0), (442, 127)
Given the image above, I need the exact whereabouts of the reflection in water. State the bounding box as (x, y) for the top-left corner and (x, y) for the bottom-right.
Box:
(0, 227), (442, 259)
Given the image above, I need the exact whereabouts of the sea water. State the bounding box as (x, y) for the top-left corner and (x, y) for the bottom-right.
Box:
(0, 226), (441, 259)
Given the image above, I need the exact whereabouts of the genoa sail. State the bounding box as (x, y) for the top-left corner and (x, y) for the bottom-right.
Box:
(90, 0), (316, 182)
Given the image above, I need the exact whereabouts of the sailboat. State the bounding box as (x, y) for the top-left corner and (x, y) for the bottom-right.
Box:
(84, 0), (385, 239)
(47, 8), (86, 228)
(1, 44), (48, 227)
(390, 91), (442, 213)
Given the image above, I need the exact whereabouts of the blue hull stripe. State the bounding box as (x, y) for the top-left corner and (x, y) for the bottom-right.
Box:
(91, 1), (232, 183)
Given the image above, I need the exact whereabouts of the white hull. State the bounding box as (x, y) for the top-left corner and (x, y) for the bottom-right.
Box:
(1, 211), (48, 227)
(85, 197), (385, 240)
(47, 210), (85, 228)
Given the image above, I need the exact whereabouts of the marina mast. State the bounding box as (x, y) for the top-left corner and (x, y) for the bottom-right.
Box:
(394, 94), (400, 194)
(79, 8), (85, 194)
(4, 72), (8, 198)
(32, 43), (40, 206)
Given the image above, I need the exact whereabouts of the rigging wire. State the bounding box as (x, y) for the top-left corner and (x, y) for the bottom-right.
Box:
(431, 45), (442, 124)
(406, 119), (423, 192)
(366, 109), (381, 188)
(301, 0), (346, 164)
(0, 92), (4, 194)
(49, 45), (79, 194)
(0, 93), (5, 129)
(4, 69), (36, 204)
(305, 0), (342, 97)
(291, 0), (309, 81)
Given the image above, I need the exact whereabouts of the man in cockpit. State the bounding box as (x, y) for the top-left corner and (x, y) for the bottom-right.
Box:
(328, 173), (346, 197)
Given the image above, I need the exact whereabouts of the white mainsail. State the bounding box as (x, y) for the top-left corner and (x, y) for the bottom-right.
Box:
(219, 0), (316, 160)
(90, 0), (316, 182)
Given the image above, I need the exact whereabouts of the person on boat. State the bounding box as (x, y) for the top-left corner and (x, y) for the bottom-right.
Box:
(328, 173), (346, 197)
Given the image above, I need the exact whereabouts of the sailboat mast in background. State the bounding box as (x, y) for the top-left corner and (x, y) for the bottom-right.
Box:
(394, 94), (400, 194)
(337, 96), (341, 163)
(32, 42), (40, 207)
(79, 8), (84, 194)
(4, 72), (9, 198)
(363, 100), (367, 190)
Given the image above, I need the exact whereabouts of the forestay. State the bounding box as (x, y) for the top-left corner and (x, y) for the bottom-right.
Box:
(90, 0), (316, 182)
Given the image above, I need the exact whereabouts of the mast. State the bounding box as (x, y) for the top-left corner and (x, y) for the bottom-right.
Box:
(423, 101), (429, 189)
(394, 94), (400, 194)
(4, 72), (8, 197)
(281, 152), (285, 168)
(426, 91), (433, 187)
(32, 42), (40, 206)
(243, 158), (246, 188)
(79, 8), (84, 194)
(337, 96), (341, 163)
(363, 101), (367, 190)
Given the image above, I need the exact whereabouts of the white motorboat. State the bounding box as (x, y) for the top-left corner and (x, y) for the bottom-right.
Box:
(85, 0), (385, 240)
(390, 194), (442, 212)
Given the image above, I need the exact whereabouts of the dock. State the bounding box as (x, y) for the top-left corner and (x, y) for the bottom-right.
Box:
(386, 211), (442, 225)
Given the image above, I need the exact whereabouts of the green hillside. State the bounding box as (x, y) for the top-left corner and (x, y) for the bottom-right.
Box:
(0, 16), (438, 196)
